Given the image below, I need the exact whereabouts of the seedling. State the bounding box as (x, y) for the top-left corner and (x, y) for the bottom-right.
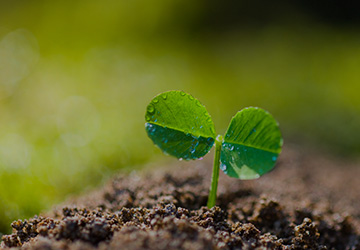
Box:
(145, 91), (283, 208)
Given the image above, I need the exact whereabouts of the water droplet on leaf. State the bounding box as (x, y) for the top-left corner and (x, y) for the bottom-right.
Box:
(147, 104), (155, 114)
(195, 101), (203, 107)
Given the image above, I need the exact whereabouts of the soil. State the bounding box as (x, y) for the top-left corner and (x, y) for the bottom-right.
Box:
(1, 145), (360, 249)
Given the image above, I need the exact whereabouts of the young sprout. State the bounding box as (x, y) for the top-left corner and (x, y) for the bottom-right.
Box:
(145, 91), (283, 208)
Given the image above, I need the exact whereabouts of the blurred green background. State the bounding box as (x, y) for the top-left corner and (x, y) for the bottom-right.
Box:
(0, 0), (360, 235)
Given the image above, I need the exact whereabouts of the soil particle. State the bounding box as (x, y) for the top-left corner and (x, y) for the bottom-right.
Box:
(1, 146), (360, 249)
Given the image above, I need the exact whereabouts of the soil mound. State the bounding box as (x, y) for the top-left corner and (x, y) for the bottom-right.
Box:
(1, 146), (360, 249)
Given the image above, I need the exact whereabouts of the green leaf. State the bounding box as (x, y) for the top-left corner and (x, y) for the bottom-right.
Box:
(220, 107), (283, 179)
(145, 91), (216, 160)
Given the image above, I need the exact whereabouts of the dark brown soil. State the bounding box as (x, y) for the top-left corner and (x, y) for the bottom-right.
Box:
(2, 146), (360, 249)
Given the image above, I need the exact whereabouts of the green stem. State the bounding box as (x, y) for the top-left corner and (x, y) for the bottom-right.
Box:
(207, 134), (223, 208)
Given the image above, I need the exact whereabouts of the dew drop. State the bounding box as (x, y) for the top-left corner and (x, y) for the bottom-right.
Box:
(179, 158), (183, 161)
(145, 115), (151, 121)
(147, 104), (155, 114)
(230, 145), (234, 151)
(162, 94), (167, 100)
(180, 92), (186, 96)
(200, 125), (203, 129)
(220, 164), (227, 171)
(152, 98), (159, 103)
(188, 95), (194, 100)
(146, 123), (156, 134)
(272, 156), (277, 161)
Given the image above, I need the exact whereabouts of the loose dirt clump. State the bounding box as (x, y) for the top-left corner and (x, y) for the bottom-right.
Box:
(1, 146), (360, 249)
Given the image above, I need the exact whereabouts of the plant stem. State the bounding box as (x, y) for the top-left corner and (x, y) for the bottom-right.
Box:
(207, 134), (223, 208)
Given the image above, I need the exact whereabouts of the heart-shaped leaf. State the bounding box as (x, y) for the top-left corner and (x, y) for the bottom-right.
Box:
(145, 91), (216, 160)
(220, 107), (283, 179)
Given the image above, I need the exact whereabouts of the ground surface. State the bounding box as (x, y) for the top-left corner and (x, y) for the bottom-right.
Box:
(1, 146), (360, 249)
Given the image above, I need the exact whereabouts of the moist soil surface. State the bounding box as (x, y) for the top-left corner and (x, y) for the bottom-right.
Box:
(1, 146), (360, 249)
